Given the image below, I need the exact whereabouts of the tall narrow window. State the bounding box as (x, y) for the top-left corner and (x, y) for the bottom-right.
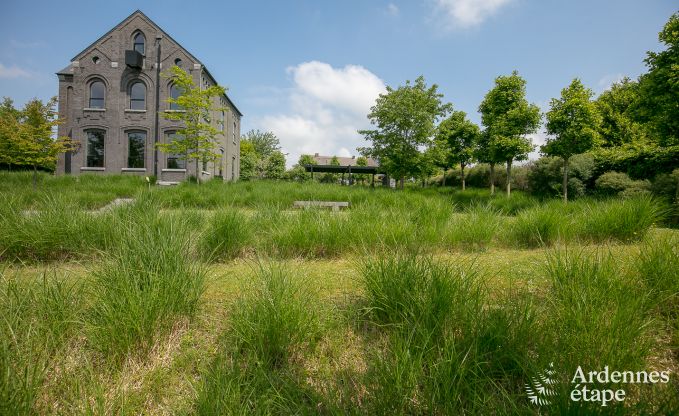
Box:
(166, 132), (186, 169)
(219, 111), (224, 131)
(129, 81), (146, 110)
(89, 81), (105, 108)
(232, 121), (236, 144)
(127, 131), (146, 168)
(133, 33), (145, 54)
(86, 130), (105, 167)
(169, 84), (181, 110)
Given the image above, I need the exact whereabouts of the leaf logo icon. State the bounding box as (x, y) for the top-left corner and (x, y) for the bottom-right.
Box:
(525, 362), (558, 406)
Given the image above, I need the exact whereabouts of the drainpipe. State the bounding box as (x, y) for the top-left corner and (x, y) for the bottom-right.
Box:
(153, 35), (162, 178)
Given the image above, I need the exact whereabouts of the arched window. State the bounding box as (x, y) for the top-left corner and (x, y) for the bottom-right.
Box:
(133, 32), (145, 54)
(165, 131), (186, 169)
(89, 80), (105, 109)
(129, 81), (146, 110)
(169, 84), (181, 110)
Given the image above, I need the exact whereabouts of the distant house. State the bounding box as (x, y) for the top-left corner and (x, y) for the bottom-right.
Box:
(55, 10), (242, 182)
(310, 153), (378, 167)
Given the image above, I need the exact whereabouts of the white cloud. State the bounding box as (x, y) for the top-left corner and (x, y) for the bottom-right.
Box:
(253, 61), (387, 167)
(0, 63), (33, 79)
(434, 0), (513, 29)
(387, 3), (400, 16)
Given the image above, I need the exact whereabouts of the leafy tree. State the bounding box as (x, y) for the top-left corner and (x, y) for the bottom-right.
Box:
(543, 79), (602, 202)
(241, 129), (281, 159)
(298, 154), (316, 166)
(595, 78), (647, 147)
(239, 140), (258, 180)
(479, 71), (541, 196)
(636, 12), (679, 146)
(435, 110), (480, 190)
(356, 156), (368, 166)
(359, 76), (452, 189)
(0, 97), (75, 187)
(157, 65), (226, 184)
(263, 150), (286, 179)
(473, 130), (501, 194)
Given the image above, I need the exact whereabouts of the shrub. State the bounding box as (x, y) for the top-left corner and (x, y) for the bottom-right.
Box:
(527, 154), (595, 198)
(86, 205), (206, 360)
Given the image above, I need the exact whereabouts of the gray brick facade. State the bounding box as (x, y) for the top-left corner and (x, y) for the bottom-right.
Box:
(55, 10), (242, 182)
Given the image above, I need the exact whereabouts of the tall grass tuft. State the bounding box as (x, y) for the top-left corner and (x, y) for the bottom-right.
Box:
(195, 263), (325, 415)
(360, 254), (537, 414)
(0, 270), (82, 416)
(510, 202), (568, 248)
(198, 209), (252, 261)
(577, 195), (663, 243)
(86, 205), (206, 361)
(445, 204), (503, 250)
(541, 249), (655, 412)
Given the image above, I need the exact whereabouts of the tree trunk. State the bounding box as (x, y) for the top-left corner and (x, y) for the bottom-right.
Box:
(400, 177), (405, 189)
(489, 163), (495, 195)
(443, 168), (447, 187)
(33, 165), (37, 190)
(563, 157), (569, 203)
(460, 163), (466, 191)
(196, 159), (201, 185)
(506, 160), (512, 197)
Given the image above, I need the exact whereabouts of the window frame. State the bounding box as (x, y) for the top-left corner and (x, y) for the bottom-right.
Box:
(165, 131), (186, 169)
(88, 80), (105, 109)
(129, 81), (146, 110)
(169, 84), (181, 110)
(133, 32), (145, 55)
(127, 130), (146, 169)
(85, 129), (105, 168)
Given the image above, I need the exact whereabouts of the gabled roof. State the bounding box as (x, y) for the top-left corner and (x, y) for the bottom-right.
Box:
(66, 9), (242, 117)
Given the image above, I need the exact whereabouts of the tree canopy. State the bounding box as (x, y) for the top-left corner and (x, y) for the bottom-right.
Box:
(359, 76), (451, 188)
(544, 78), (601, 201)
(434, 110), (480, 189)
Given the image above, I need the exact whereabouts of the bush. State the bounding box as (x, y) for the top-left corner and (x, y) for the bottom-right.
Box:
(527, 154), (595, 198)
(595, 171), (638, 195)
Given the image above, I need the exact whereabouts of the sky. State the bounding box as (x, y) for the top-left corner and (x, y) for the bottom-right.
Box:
(1, 0), (676, 166)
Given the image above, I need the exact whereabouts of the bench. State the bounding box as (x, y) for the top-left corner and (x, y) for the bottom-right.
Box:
(293, 201), (350, 212)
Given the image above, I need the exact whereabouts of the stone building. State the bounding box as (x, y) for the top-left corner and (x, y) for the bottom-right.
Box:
(55, 10), (242, 182)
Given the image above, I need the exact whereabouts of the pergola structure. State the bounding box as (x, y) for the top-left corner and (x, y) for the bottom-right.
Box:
(303, 164), (383, 186)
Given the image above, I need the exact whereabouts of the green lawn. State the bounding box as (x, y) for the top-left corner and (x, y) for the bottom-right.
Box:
(1, 173), (678, 414)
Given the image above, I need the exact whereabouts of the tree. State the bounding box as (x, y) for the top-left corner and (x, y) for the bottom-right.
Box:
(242, 129), (281, 159)
(298, 154), (316, 167)
(157, 65), (226, 184)
(239, 140), (258, 180)
(0, 97), (75, 188)
(435, 110), (480, 190)
(636, 12), (679, 146)
(479, 71), (541, 196)
(355, 156), (368, 185)
(263, 150), (286, 179)
(595, 78), (647, 147)
(543, 79), (602, 202)
(359, 76), (452, 189)
(473, 130), (501, 194)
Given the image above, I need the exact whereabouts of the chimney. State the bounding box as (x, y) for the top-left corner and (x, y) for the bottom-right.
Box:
(352, 155), (355, 159)
(314, 153), (319, 157)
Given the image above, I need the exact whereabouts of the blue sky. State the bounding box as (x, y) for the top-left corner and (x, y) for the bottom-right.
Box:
(1, 0), (676, 165)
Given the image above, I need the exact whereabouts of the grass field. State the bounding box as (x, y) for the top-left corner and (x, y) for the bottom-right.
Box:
(1, 172), (679, 415)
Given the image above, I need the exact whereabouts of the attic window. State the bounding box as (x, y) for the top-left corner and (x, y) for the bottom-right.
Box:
(133, 33), (145, 55)
(92, 56), (100, 64)
(174, 58), (182, 68)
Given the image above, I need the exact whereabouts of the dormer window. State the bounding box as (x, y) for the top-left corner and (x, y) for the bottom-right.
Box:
(133, 32), (145, 55)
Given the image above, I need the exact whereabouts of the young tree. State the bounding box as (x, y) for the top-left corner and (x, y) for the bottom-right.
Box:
(479, 71), (541, 196)
(242, 129), (281, 158)
(263, 150), (286, 179)
(359, 76), (452, 189)
(435, 110), (480, 190)
(157, 65), (226, 184)
(0, 97), (75, 188)
(239, 140), (258, 180)
(543, 79), (601, 202)
(473, 130), (501, 194)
